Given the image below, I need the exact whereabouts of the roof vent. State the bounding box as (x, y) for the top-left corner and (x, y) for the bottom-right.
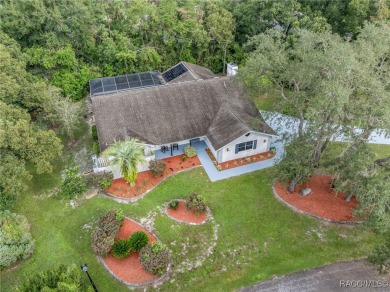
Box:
(227, 62), (238, 76)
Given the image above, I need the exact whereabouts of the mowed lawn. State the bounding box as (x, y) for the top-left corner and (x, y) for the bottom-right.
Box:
(1, 162), (385, 291)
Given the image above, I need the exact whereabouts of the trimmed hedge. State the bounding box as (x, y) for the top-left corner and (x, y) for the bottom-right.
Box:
(149, 159), (166, 177)
(184, 146), (197, 157)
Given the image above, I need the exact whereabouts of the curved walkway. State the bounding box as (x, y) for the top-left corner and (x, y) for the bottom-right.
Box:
(240, 260), (390, 292)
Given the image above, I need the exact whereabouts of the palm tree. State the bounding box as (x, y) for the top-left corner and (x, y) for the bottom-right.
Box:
(102, 138), (146, 186)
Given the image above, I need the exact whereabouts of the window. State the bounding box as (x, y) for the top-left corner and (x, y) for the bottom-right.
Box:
(235, 140), (257, 153)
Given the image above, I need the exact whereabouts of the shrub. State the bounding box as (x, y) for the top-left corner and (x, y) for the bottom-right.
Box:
(185, 193), (207, 215)
(56, 167), (87, 199)
(169, 200), (179, 210)
(184, 146), (197, 157)
(85, 172), (113, 190)
(91, 210), (123, 256)
(92, 125), (98, 141)
(149, 160), (166, 177)
(93, 141), (100, 155)
(0, 211), (35, 270)
(18, 264), (90, 292)
(368, 237), (390, 274)
(129, 231), (149, 252)
(112, 239), (131, 258)
(91, 228), (115, 256)
(115, 208), (125, 224)
(181, 155), (187, 162)
(140, 242), (170, 275)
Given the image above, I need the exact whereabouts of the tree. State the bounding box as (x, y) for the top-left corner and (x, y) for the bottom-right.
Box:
(0, 101), (62, 210)
(0, 210), (35, 270)
(102, 139), (145, 186)
(206, 6), (235, 74)
(18, 264), (93, 292)
(46, 89), (84, 139)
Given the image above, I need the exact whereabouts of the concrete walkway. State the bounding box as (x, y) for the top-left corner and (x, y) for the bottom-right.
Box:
(240, 260), (390, 292)
(192, 141), (283, 182)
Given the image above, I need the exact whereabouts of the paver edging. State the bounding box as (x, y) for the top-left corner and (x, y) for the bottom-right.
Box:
(97, 217), (172, 289)
(272, 186), (364, 225)
(164, 199), (211, 225)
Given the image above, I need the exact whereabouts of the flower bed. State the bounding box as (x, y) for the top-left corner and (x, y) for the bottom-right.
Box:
(274, 175), (361, 223)
(101, 218), (160, 285)
(165, 200), (208, 225)
(205, 148), (275, 171)
(105, 155), (201, 199)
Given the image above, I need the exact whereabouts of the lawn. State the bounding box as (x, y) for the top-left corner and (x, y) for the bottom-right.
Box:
(1, 160), (385, 291)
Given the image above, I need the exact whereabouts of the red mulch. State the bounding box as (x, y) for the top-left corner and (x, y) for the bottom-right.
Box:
(166, 200), (207, 224)
(274, 175), (360, 222)
(106, 155), (201, 198)
(205, 148), (275, 171)
(102, 218), (157, 284)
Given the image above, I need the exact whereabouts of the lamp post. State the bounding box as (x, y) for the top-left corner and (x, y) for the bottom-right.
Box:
(81, 264), (98, 292)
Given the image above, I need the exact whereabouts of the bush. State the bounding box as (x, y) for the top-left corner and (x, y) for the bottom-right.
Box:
(0, 211), (35, 270)
(92, 125), (98, 141)
(184, 146), (197, 157)
(18, 264), (91, 292)
(149, 160), (166, 177)
(185, 193), (207, 215)
(181, 155), (187, 162)
(56, 167), (87, 199)
(91, 210), (123, 256)
(140, 242), (170, 275)
(368, 237), (390, 274)
(85, 172), (113, 190)
(93, 141), (100, 155)
(129, 231), (149, 252)
(112, 239), (131, 258)
(115, 208), (125, 224)
(169, 200), (179, 210)
(91, 228), (115, 257)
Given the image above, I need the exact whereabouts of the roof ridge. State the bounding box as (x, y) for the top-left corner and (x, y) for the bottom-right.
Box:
(180, 61), (199, 80)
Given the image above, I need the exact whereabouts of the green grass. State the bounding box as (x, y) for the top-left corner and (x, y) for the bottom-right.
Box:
(1, 158), (385, 291)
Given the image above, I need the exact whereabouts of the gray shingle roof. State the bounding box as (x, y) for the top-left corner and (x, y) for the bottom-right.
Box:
(92, 75), (276, 151)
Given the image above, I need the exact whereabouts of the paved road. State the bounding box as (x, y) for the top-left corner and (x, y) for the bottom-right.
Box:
(240, 260), (390, 292)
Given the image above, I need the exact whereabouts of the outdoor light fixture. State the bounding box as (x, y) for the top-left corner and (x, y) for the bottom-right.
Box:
(80, 264), (99, 292)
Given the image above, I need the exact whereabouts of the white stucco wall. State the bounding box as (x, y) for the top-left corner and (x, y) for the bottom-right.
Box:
(219, 132), (271, 163)
(204, 136), (218, 159)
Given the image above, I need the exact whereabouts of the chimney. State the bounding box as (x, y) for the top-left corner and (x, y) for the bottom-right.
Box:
(227, 62), (238, 76)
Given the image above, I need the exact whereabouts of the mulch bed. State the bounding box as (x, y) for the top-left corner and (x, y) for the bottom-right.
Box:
(105, 155), (201, 198)
(166, 200), (208, 224)
(102, 218), (157, 284)
(274, 175), (360, 222)
(205, 148), (275, 171)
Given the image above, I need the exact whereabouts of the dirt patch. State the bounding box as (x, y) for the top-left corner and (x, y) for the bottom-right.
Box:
(105, 155), (201, 199)
(205, 148), (275, 171)
(274, 175), (360, 222)
(166, 200), (208, 224)
(102, 218), (157, 284)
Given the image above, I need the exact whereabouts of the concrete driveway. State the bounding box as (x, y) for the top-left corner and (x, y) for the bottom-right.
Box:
(239, 260), (390, 292)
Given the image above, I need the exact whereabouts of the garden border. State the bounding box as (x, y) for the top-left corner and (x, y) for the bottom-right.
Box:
(100, 165), (202, 203)
(98, 217), (172, 289)
(272, 186), (364, 225)
(164, 199), (211, 225)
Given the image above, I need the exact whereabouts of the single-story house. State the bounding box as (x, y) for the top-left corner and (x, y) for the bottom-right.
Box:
(90, 62), (276, 173)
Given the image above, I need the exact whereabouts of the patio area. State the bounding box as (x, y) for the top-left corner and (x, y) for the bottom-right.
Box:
(173, 140), (283, 182)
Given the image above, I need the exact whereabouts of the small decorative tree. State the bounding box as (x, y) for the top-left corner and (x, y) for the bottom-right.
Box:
(103, 139), (146, 186)
(184, 146), (197, 157)
(149, 159), (166, 177)
(185, 193), (207, 215)
(140, 242), (170, 275)
(129, 231), (149, 252)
